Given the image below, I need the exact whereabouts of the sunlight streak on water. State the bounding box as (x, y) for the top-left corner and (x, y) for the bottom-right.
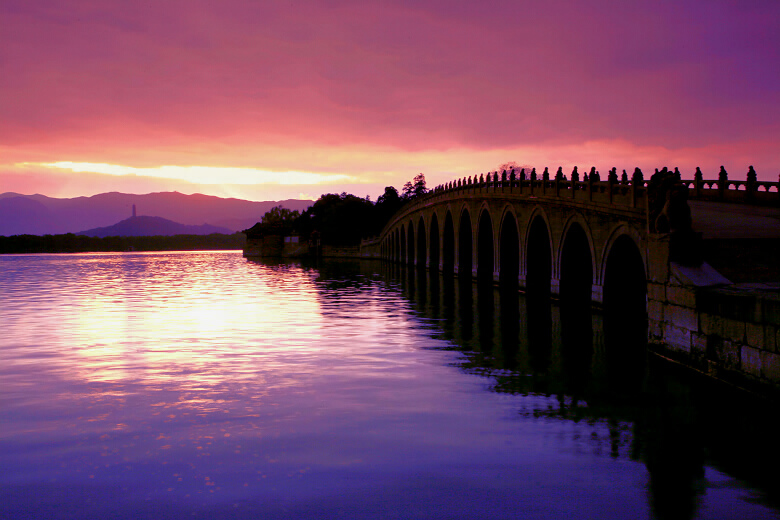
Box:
(0, 252), (776, 519)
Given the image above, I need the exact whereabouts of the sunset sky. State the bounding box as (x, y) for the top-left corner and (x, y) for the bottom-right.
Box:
(2, 0), (778, 202)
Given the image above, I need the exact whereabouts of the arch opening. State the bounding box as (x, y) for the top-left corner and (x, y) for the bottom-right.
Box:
(407, 221), (415, 266)
(559, 222), (594, 394)
(526, 215), (552, 299)
(499, 212), (519, 288)
(442, 212), (455, 276)
(525, 215), (553, 376)
(429, 213), (440, 272)
(603, 234), (648, 393)
(416, 217), (426, 269)
(477, 210), (494, 283)
(399, 226), (406, 264)
(559, 222), (593, 306)
(603, 235), (646, 317)
(458, 210), (473, 279)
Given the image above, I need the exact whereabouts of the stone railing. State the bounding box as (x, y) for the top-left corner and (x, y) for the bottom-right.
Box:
(391, 167), (649, 228)
(679, 166), (779, 204)
(417, 166), (778, 210)
(381, 166), (778, 239)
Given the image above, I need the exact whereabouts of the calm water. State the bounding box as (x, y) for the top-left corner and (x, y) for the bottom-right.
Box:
(0, 251), (777, 519)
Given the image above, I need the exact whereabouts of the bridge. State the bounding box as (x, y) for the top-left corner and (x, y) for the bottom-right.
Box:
(363, 167), (780, 392)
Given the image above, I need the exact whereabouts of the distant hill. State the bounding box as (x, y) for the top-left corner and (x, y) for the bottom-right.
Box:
(0, 191), (313, 236)
(77, 216), (233, 238)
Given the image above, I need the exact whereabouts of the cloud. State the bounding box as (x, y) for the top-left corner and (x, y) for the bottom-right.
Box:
(33, 162), (353, 185)
(1, 0), (778, 197)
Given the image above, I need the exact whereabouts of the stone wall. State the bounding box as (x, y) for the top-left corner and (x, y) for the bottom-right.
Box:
(648, 235), (780, 390)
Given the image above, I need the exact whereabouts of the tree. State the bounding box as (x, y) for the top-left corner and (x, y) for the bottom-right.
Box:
(412, 173), (427, 197)
(261, 205), (300, 225)
(376, 186), (400, 206)
(497, 161), (532, 173)
(244, 205), (300, 237)
(402, 173), (427, 200)
(299, 192), (376, 246)
(402, 181), (415, 200)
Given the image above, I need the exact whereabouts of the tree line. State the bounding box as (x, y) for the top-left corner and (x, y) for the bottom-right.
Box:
(1, 173), (430, 253)
(244, 173), (428, 246)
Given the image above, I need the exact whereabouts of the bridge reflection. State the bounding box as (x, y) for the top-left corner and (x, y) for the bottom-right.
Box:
(373, 260), (779, 520)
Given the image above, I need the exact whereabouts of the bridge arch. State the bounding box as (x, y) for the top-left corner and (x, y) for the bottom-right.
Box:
(499, 207), (519, 286)
(599, 224), (646, 287)
(522, 206), (553, 277)
(407, 219), (416, 266)
(525, 210), (553, 299)
(477, 208), (494, 282)
(416, 216), (427, 268)
(458, 207), (473, 278)
(558, 214), (597, 290)
(429, 212), (440, 271)
(559, 217), (595, 305)
(400, 225), (406, 264)
(442, 210), (455, 275)
(396, 228), (401, 263)
(601, 226), (647, 317)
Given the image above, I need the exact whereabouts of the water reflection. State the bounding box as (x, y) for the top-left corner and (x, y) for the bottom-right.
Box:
(384, 262), (780, 520)
(0, 253), (777, 520)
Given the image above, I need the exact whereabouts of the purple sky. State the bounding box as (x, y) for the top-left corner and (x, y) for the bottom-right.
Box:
(1, 0), (778, 200)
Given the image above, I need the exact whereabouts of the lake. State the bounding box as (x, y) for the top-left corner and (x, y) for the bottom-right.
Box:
(0, 251), (777, 519)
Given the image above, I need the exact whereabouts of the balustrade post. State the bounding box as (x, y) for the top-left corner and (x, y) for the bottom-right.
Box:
(519, 168), (525, 195)
(694, 167), (702, 199)
(746, 166), (757, 203)
(586, 172), (593, 202)
(631, 167), (644, 208)
(718, 166), (728, 201)
(571, 167), (579, 199)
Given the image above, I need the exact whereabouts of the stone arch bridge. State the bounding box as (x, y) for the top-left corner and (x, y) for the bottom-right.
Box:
(371, 169), (778, 304)
(361, 169), (780, 390)
(384, 175), (647, 304)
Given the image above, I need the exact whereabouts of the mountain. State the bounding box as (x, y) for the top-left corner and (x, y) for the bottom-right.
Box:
(0, 191), (313, 236)
(77, 216), (233, 237)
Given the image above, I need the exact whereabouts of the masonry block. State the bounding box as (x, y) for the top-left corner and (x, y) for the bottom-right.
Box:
(664, 304), (698, 333)
(722, 318), (746, 344)
(691, 333), (707, 358)
(761, 351), (780, 382)
(648, 237), (670, 284)
(700, 313), (722, 337)
(745, 323), (765, 349)
(647, 283), (666, 303)
(742, 345), (761, 377)
(648, 300), (665, 324)
(664, 323), (691, 353)
(775, 326), (780, 353)
(764, 299), (780, 327)
(718, 340), (740, 370)
(666, 285), (696, 308)
(648, 319), (663, 341)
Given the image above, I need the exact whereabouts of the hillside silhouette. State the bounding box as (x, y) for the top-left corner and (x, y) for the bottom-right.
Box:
(0, 191), (312, 236)
(77, 215), (232, 237)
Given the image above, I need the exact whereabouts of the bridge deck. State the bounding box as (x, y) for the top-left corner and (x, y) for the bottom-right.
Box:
(691, 200), (780, 239)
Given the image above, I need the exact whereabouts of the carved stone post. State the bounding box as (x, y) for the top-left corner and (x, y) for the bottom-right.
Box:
(694, 167), (702, 199)
(746, 165), (757, 203)
(718, 166), (728, 201)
